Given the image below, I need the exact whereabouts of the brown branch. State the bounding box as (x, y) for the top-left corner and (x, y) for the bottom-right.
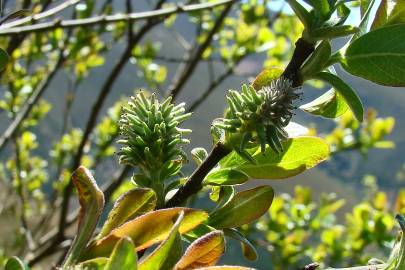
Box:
(187, 60), (238, 112)
(165, 36), (315, 208)
(164, 142), (231, 207)
(0, 0), (237, 36)
(167, 1), (234, 100)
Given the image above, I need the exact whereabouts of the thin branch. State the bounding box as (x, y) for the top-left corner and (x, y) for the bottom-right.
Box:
(167, 1), (234, 100)
(0, 0), (80, 29)
(0, 0), (237, 36)
(0, 54), (65, 153)
(56, 0), (170, 244)
(187, 60), (239, 112)
(13, 135), (36, 252)
(164, 142), (231, 207)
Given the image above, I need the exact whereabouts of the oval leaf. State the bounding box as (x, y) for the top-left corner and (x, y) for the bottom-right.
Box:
(104, 237), (137, 270)
(341, 24), (405, 87)
(97, 188), (157, 239)
(75, 258), (108, 270)
(5, 257), (29, 270)
(138, 212), (184, 270)
(371, 0), (405, 30)
(301, 40), (331, 79)
(215, 137), (329, 180)
(252, 67), (283, 90)
(208, 186), (274, 229)
(191, 148), (208, 166)
(63, 166), (105, 267)
(300, 89), (349, 118)
(223, 228), (258, 261)
(204, 169), (249, 186)
(313, 72), (363, 122)
(174, 230), (225, 270)
(83, 208), (207, 260)
(310, 25), (359, 40)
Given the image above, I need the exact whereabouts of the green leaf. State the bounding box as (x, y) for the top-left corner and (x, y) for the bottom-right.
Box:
(252, 67), (284, 90)
(223, 229), (258, 261)
(310, 25), (358, 40)
(215, 137), (330, 180)
(204, 169), (249, 186)
(138, 212), (184, 270)
(286, 0), (313, 29)
(174, 230), (225, 270)
(371, 0), (405, 30)
(104, 237), (137, 270)
(306, 0), (331, 18)
(360, 0), (374, 17)
(208, 186), (274, 229)
(313, 72), (363, 122)
(75, 258), (108, 270)
(0, 48), (9, 71)
(63, 166), (105, 267)
(97, 188), (157, 239)
(200, 267), (254, 270)
(301, 40), (331, 79)
(5, 257), (30, 270)
(300, 88), (349, 118)
(191, 147), (208, 166)
(342, 24), (405, 87)
(83, 208), (207, 260)
(353, 0), (376, 39)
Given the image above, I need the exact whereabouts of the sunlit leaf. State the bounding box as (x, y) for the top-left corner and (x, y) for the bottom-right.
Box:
(300, 89), (349, 118)
(310, 25), (358, 40)
(104, 237), (137, 270)
(138, 212), (184, 270)
(83, 208), (207, 260)
(97, 188), (157, 239)
(301, 40), (331, 79)
(285, 0), (312, 28)
(191, 148), (208, 166)
(252, 67), (283, 90)
(341, 24), (405, 87)
(208, 186), (274, 228)
(174, 230), (225, 270)
(313, 72), (363, 122)
(215, 137), (329, 180)
(63, 166), (105, 267)
(75, 258), (108, 270)
(204, 169), (249, 186)
(371, 0), (405, 30)
(5, 257), (29, 270)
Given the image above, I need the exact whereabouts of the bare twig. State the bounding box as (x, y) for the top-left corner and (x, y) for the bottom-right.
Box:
(0, 0), (80, 29)
(187, 61), (237, 112)
(166, 1), (234, 100)
(0, 0), (236, 36)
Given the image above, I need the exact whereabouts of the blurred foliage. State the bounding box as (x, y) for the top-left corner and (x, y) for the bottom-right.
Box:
(251, 179), (405, 269)
(0, 0), (404, 269)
